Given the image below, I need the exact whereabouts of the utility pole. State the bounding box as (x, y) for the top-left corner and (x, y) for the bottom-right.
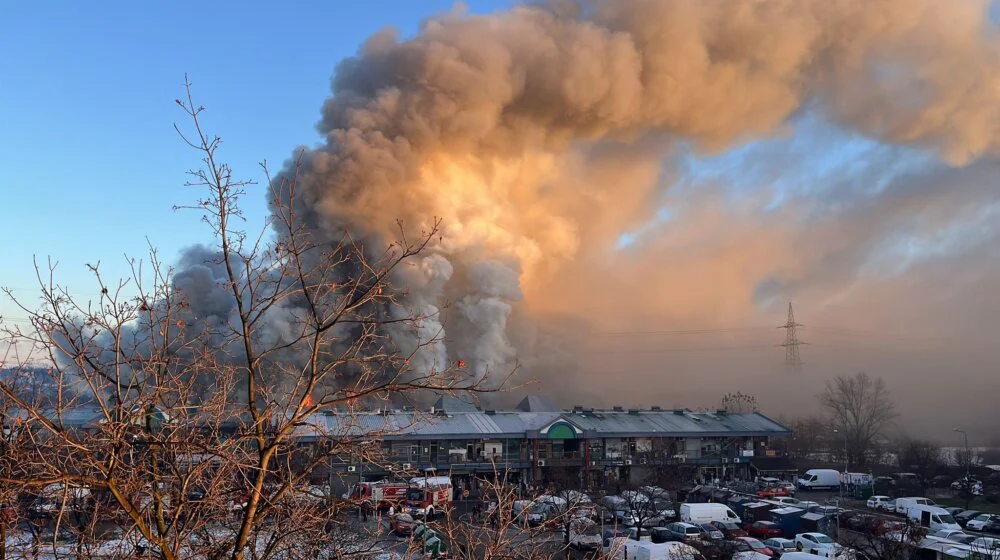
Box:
(780, 302), (806, 369)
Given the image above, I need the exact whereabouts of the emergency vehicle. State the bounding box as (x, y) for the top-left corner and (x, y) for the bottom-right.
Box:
(346, 480), (409, 509)
(405, 476), (453, 519)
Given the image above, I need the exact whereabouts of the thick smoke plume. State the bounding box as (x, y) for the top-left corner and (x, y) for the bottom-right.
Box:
(240, 0), (1000, 390)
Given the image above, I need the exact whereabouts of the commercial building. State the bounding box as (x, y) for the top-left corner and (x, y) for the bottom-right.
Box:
(297, 395), (792, 490)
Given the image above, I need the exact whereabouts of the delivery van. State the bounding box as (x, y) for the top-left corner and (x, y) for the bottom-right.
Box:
(894, 497), (936, 517)
(679, 503), (741, 524)
(797, 470), (841, 491)
(908, 505), (961, 532)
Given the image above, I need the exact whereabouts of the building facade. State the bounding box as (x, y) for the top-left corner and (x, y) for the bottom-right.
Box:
(299, 396), (792, 491)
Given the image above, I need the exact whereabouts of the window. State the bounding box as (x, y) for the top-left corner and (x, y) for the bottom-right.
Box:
(813, 535), (833, 544)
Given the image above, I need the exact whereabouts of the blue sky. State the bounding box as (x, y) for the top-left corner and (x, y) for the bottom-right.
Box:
(0, 0), (509, 323)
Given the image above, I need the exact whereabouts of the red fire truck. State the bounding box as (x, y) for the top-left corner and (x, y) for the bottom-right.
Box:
(404, 476), (453, 519)
(346, 480), (409, 510)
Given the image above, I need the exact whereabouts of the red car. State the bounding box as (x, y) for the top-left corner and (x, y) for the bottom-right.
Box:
(737, 537), (775, 557)
(711, 521), (748, 539)
(745, 521), (784, 539)
(390, 513), (416, 535)
(756, 487), (791, 498)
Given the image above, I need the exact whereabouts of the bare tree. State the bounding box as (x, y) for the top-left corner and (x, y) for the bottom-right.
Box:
(719, 392), (759, 414)
(775, 415), (826, 461)
(0, 80), (500, 560)
(819, 372), (897, 468)
(953, 446), (983, 508)
(838, 513), (927, 560)
(894, 436), (943, 481)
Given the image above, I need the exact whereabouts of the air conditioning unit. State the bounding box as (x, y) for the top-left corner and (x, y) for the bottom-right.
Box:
(402, 463), (412, 469)
(625, 459), (633, 466)
(537, 459), (546, 467)
(640, 458), (648, 465)
(591, 460), (597, 466)
(347, 466), (357, 472)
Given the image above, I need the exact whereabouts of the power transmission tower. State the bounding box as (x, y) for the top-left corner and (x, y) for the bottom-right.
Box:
(780, 302), (806, 368)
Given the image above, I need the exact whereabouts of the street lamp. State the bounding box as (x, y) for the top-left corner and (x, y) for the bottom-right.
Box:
(953, 428), (970, 484)
(832, 428), (848, 536)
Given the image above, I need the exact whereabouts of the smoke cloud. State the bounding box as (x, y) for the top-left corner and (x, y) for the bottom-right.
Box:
(155, 0), (1000, 431)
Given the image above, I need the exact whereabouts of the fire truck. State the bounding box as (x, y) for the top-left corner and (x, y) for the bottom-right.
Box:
(405, 476), (453, 519)
(346, 480), (409, 510)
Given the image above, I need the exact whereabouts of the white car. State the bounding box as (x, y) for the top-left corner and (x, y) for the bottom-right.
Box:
(966, 514), (1000, 532)
(795, 533), (840, 557)
(867, 496), (895, 512)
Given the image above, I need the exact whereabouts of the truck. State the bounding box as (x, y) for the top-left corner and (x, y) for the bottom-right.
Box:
(797, 470), (841, 491)
(345, 480), (409, 509)
(679, 503), (741, 524)
(907, 505), (961, 532)
(405, 476), (453, 519)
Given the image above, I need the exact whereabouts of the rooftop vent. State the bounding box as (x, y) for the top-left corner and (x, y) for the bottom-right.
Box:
(628, 409), (640, 415)
(613, 406), (624, 412)
(651, 406), (662, 411)
(716, 409), (728, 415)
(573, 405), (584, 413)
(673, 409), (685, 415)
(485, 409), (496, 415)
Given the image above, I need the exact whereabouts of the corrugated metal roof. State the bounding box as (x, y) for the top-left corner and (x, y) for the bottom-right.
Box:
(298, 409), (789, 439)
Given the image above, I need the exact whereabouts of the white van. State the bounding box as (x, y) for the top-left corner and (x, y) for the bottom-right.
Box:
(894, 497), (936, 517)
(679, 503), (740, 524)
(609, 539), (704, 560)
(797, 470), (841, 491)
(908, 505), (961, 532)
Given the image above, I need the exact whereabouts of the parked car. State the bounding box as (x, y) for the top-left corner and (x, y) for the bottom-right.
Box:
(983, 518), (1000, 534)
(764, 538), (798, 557)
(866, 495), (894, 512)
(696, 523), (725, 540)
(931, 475), (956, 488)
(807, 506), (841, 516)
(794, 533), (838, 555)
(758, 487), (792, 498)
(931, 529), (971, 541)
(746, 521), (784, 539)
(779, 482), (798, 496)
(389, 513), (415, 535)
(955, 510), (983, 527)
(662, 522), (704, 543)
(651, 497), (678, 519)
(966, 514), (1000, 532)
(712, 521), (748, 539)
(944, 507), (966, 517)
(737, 537), (774, 557)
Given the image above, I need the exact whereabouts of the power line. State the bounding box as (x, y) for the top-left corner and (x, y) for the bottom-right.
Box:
(588, 326), (773, 337)
(585, 343), (779, 355)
